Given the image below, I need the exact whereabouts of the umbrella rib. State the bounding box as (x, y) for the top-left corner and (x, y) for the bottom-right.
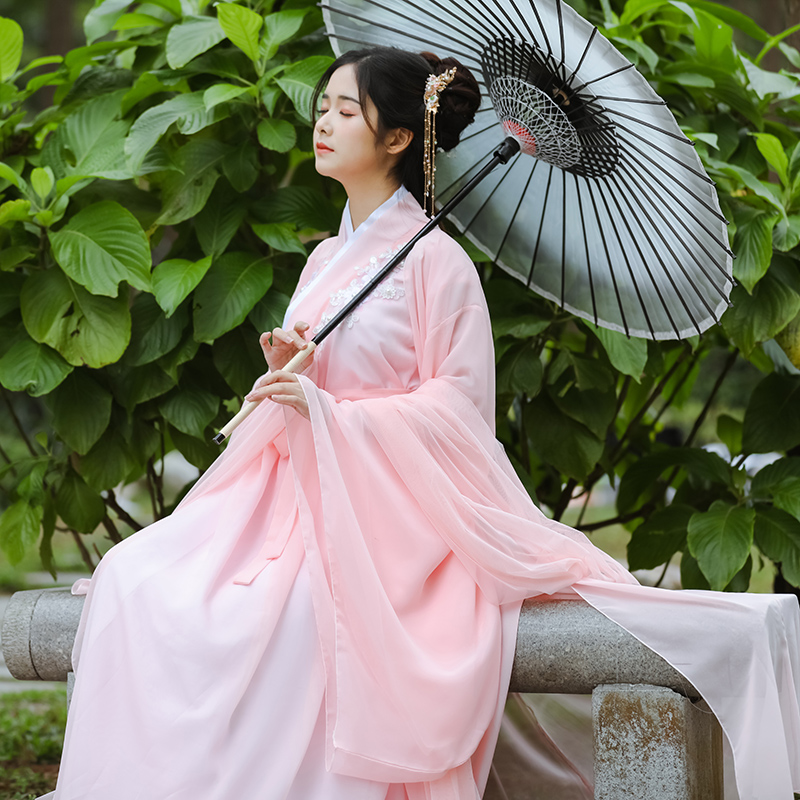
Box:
(459, 119), (502, 145)
(564, 26), (598, 92)
(458, 0), (520, 47)
(603, 108), (693, 143)
(609, 172), (710, 333)
(613, 124), (714, 184)
(619, 158), (731, 303)
(592, 94), (667, 105)
(503, 0), (551, 58)
(572, 172), (599, 327)
(437, 143), (498, 198)
(339, 0), (489, 53)
(598, 175), (682, 337)
(556, 0), (566, 68)
(414, 0), (510, 49)
(621, 148), (734, 264)
(583, 178), (631, 335)
(571, 63), (635, 94)
(527, 163), (555, 289)
(588, 178), (657, 338)
(619, 135), (728, 225)
(494, 159), (538, 263)
(561, 168), (567, 307)
(321, 6), (483, 59)
(463, 152), (521, 230)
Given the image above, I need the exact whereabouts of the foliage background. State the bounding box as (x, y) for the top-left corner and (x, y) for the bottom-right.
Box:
(1, 0), (800, 595)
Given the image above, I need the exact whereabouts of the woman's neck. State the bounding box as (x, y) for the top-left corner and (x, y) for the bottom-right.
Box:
(346, 179), (402, 230)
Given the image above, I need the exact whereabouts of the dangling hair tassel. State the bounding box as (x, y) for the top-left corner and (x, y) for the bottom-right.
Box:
(423, 66), (457, 217)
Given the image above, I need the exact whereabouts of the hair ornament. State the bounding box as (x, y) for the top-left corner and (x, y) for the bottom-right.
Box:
(423, 66), (457, 216)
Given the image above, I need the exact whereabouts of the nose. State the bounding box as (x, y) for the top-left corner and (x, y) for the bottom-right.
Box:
(315, 109), (330, 134)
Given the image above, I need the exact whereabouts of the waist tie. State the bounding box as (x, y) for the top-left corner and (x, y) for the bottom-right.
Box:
(233, 431), (296, 585)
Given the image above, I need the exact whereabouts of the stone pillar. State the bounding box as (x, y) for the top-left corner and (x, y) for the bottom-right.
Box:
(593, 684), (723, 800)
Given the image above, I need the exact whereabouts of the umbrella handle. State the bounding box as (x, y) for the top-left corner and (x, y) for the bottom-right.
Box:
(212, 342), (317, 444)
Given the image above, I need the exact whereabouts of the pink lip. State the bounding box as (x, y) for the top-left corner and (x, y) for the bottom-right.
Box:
(316, 142), (333, 153)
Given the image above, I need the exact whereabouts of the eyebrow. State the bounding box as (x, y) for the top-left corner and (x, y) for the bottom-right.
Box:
(321, 92), (361, 105)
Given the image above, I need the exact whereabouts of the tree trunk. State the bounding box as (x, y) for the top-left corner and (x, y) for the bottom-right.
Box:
(45, 0), (77, 57)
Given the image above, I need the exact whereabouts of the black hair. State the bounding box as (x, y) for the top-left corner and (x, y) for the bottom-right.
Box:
(311, 46), (481, 207)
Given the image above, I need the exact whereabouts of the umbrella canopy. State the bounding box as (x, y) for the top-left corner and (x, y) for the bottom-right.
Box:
(320, 0), (734, 340)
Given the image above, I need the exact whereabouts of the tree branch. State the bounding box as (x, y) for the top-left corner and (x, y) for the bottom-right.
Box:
(69, 528), (95, 572)
(105, 489), (144, 532)
(1, 387), (37, 457)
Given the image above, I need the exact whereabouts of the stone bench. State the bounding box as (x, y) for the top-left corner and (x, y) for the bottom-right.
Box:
(2, 588), (722, 799)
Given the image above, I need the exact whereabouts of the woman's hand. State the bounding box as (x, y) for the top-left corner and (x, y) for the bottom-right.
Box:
(246, 371), (310, 420)
(260, 321), (314, 372)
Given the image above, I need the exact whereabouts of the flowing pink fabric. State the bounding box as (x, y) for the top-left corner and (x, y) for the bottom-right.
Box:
(50, 189), (800, 800)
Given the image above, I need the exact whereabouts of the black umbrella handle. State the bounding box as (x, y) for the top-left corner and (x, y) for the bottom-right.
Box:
(212, 137), (520, 443)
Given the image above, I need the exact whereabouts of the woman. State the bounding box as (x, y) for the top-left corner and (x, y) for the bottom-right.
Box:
(45, 47), (800, 800)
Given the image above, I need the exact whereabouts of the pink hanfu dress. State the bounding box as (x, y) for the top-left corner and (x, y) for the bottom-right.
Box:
(45, 189), (800, 800)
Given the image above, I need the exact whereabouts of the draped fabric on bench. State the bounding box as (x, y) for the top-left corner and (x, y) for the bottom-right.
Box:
(45, 188), (800, 800)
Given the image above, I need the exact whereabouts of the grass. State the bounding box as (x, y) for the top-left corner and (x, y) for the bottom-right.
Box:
(0, 690), (66, 799)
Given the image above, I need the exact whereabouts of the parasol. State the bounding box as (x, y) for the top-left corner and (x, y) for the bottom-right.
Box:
(214, 0), (735, 442)
(319, 0), (735, 341)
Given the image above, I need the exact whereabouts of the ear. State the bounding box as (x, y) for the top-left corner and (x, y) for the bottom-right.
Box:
(384, 127), (414, 155)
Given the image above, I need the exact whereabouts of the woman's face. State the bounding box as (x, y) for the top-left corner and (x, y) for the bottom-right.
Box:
(313, 64), (396, 188)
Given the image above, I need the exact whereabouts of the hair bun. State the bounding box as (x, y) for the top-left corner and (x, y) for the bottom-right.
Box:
(419, 52), (481, 151)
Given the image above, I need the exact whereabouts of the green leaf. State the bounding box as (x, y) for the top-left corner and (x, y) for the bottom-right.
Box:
(125, 293), (188, 367)
(56, 92), (132, 180)
(0, 337), (73, 396)
(687, 501), (754, 590)
(733, 213), (779, 293)
(248, 290), (290, 334)
(617, 447), (731, 513)
(752, 133), (790, 187)
(275, 55), (334, 121)
(159, 384), (219, 438)
(497, 343), (543, 396)
(751, 458), (800, 498)
(722, 261), (800, 355)
(217, 2), (263, 63)
(250, 222), (306, 256)
(261, 9), (307, 59)
(30, 167), (54, 201)
(614, 37), (659, 72)
(524, 391), (604, 481)
(754, 506), (800, 586)
(112, 12), (168, 30)
(18, 461), (47, 505)
(774, 478), (800, 520)
(213, 327), (265, 396)
(0, 500), (42, 566)
(152, 256), (213, 317)
(567, 353), (615, 393)
(743, 373), (800, 454)
(0, 162), (25, 190)
(49, 201), (151, 297)
(169, 424), (218, 470)
(774, 215), (800, 253)
(251, 185), (340, 231)
(110, 362), (176, 410)
(587, 322), (648, 381)
(125, 92), (207, 173)
(0, 271), (24, 318)
(56, 469), (105, 533)
(83, 0), (130, 43)
(716, 413), (742, 456)
(156, 139), (228, 226)
(49, 369), (113, 455)
(555, 386), (615, 439)
(193, 252), (273, 342)
(21, 269), (132, 368)
(257, 117), (297, 152)
(80, 425), (138, 491)
(627, 503), (692, 571)
(0, 17), (24, 81)
(166, 16), (226, 70)
(0, 199), (32, 226)
(222, 141), (259, 192)
(196, 194), (248, 258)
(203, 82), (249, 110)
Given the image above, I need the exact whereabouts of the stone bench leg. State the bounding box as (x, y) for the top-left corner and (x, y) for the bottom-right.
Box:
(593, 684), (723, 800)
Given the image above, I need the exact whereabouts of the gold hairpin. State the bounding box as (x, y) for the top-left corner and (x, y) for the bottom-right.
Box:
(423, 66), (457, 217)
